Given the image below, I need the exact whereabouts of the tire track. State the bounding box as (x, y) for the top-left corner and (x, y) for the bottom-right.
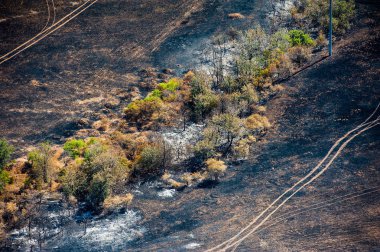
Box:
(222, 118), (379, 251)
(0, 0), (97, 65)
(229, 187), (380, 252)
(41, 0), (51, 32)
(205, 103), (380, 252)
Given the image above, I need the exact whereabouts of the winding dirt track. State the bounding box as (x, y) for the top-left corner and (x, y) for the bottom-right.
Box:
(0, 0), (97, 65)
(205, 105), (380, 251)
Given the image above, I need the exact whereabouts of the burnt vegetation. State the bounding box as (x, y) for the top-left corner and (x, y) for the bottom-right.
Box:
(0, 0), (359, 247)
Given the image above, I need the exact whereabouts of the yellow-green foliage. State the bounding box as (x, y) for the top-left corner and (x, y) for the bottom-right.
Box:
(124, 98), (163, 128)
(245, 114), (271, 131)
(234, 135), (256, 158)
(158, 78), (182, 92)
(125, 78), (190, 129)
(181, 172), (206, 186)
(63, 139), (86, 159)
(205, 158), (227, 180)
(193, 92), (220, 119)
(103, 193), (133, 209)
(287, 30), (315, 47)
(144, 78), (182, 101)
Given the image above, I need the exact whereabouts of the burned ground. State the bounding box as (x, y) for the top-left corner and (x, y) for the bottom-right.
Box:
(0, 0), (206, 150)
(0, 0), (379, 251)
(124, 3), (380, 251)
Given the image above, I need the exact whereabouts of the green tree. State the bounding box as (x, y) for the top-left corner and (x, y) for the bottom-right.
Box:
(86, 175), (109, 211)
(61, 140), (131, 210)
(189, 71), (212, 99)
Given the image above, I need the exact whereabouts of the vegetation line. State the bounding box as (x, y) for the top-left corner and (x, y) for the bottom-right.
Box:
(273, 55), (329, 85)
(206, 103), (380, 251)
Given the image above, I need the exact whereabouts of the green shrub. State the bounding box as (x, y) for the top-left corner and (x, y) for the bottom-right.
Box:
(145, 89), (162, 100)
(0, 170), (11, 191)
(27, 143), (54, 186)
(61, 141), (131, 210)
(195, 113), (244, 157)
(63, 139), (86, 159)
(133, 143), (170, 179)
(270, 29), (291, 52)
(298, 0), (355, 35)
(86, 175), (109, 211)
(0, 139), (13, 192)
(287, 30), (315, 47)
(193, 93), (220, 120)
(332, 0), (355, 34)
(190, 71), (212, 99)
(238, 26), (269, 60)
(60, 163), (87, 200)
(124, 98), (163, 127)
(0, 139), (13, 169)
(143, 78), (182, 102)
(194, 139), (217, 161)
(158, 78), (181, 92)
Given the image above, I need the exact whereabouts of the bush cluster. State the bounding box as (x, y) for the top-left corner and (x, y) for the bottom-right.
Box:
(293, 0), (355, 35)
(0, 139), (13, 191)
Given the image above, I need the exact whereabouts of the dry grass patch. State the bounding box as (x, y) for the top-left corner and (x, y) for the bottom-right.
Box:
(103, 193), (134, 209)
(206, 158), (227, 180)
(228, 13), (245, 19)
